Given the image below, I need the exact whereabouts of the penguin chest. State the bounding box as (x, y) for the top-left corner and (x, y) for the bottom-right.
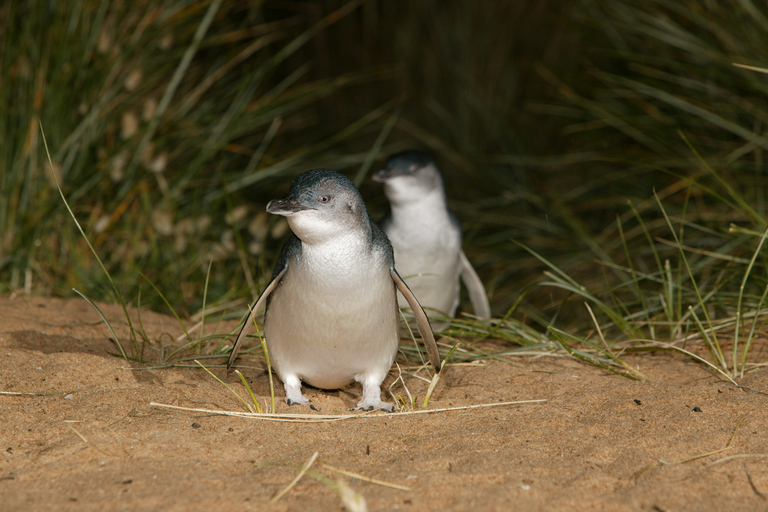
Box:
(389, 227), (462, 316)
(264, 258), (400, 389)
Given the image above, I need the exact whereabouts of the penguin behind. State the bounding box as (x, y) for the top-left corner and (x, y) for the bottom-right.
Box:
(373, 150), (491, 331)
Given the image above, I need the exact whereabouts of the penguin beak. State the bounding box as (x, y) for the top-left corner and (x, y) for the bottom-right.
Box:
(373, 167), (409, 182)
(372, 169), (392, 183)
(266, 197), (315, 216)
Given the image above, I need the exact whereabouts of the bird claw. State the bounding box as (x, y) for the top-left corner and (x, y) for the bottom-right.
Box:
(284, 397), (320, 412)
(354, 401), (395, 413)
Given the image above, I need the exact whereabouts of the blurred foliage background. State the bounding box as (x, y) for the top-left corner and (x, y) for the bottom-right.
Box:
(3, 0), (768, 360)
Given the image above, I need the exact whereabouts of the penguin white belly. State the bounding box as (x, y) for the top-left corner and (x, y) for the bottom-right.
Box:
(265, 258), (399, 390)
(385, 219), (462, 319)
(393, 245), (461, 317)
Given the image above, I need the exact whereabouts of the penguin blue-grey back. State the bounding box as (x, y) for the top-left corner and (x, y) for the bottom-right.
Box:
(228, 169), (441, 412)
(373, 151), (491, 330)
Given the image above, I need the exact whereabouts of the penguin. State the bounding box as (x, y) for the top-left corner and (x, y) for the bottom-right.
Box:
(373, 150), (491, 331)
(228, 169), (441, 412)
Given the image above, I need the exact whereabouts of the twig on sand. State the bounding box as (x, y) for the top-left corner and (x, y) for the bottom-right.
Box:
(271, 451), (319, 503)
(149, 399), (546, 423)
(320, 462), (411, 491)
(660, 415), (745, 465)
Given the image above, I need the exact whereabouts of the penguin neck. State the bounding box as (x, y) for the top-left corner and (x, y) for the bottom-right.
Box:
(299, 221), (373, 267)
(390, 189), (451, 229)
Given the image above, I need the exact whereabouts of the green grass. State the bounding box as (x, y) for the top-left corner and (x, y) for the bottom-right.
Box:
(7, 1), (768, 384)
(522, 0), (768, 378)
(1, 0), (395, 312)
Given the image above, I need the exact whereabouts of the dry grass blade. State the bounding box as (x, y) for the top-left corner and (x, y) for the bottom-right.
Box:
(743, 462), (767, 500)
(66, 423), (88, 443)
(705, 454), (768, 467)
(1, 391), (68, 396)
(660, 415), (745, 466)
(149, 399), (546, 423)
(423, 344), (459, 407)
(388, 363), (414, 411)
(320, 463), (411, 491)
(422, 371), (441, 409)
(732, 62), (768, 75)
(334, 477), (368, 512)
(271, 451), (319, 503)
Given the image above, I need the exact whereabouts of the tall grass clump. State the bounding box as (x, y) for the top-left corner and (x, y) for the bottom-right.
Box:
(331, 0), (588, 321)
(529, 0), (768, 377)
(3, 1), (589, 360)
(1, 0), (392, 313)
(8, 0), (768, 378)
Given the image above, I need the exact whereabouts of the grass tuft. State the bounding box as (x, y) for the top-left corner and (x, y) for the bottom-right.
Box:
(9, 1), (768, 392)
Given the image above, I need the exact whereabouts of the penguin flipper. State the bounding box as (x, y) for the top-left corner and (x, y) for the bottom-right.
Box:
(459, 250), (491, 319)
(227, 265), (288, 370)
(390, 267), (442, 373)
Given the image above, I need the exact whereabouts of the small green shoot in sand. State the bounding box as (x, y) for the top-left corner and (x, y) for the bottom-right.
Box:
(194, 360), (260, 415)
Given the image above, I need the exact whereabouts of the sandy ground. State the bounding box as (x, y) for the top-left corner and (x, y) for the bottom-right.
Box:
(1, 293), (767, 511)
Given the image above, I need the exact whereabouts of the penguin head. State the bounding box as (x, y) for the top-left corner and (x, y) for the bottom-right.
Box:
(267, 169), (368, 244)
(372, 150), (443, 205)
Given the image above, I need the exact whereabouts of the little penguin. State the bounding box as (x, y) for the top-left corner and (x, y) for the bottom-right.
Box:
(373, 150), (491, 331)
(227, 168), (441, 412)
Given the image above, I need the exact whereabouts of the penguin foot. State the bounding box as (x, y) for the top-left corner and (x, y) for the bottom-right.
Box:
(354, 399), (396, 413)
(283, 377), (312, 408)
(356, 380), (394, 412)
(284, 398), (319, 411)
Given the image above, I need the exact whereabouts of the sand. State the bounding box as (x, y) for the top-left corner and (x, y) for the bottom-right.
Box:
(1, 294), (767, 511)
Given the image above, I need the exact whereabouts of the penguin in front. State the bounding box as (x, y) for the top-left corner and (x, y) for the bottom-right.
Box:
(227, 169), (441, 412)
(373, 150), (491, 331)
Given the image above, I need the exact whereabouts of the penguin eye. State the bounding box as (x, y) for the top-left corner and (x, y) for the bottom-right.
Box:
(317, 194), (331, 204)
(409, 165), (418, 173)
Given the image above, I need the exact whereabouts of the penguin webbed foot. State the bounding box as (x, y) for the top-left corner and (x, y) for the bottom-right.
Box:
(284, 397), (320, 412)
(355, 381), (395, 412)
(353, 401), (396, 413)
(283, 377), (316, 410)
(284, 397), (318, 409)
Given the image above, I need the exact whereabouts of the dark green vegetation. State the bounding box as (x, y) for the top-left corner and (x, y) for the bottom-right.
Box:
(4, 0), (768, 378)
